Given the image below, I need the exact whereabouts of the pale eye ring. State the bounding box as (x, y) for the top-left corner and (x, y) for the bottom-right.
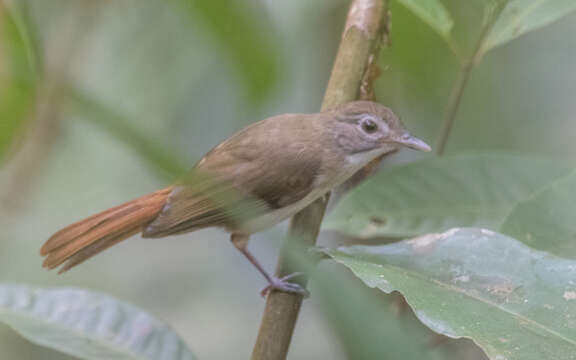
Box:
(361, 118), (378, 134)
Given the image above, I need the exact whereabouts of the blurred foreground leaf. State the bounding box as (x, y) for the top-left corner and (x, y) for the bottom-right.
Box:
(0, 285), (196, 360)
(180, 0), (280, 105)
(325, 153), (569, 238)
(322, 228), (576, 360)
(481, 0), (576, 55)
(0, 3), (38, 164)
(501, 169), (576, 258)
(69, 87), (188, 181)
(395, 0), (454, 40)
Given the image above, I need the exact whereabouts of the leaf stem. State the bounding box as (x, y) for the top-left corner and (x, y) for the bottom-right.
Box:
(435, 59), (474, 156)
(250, 1), (389, 359)
(435, 2), (504, 155)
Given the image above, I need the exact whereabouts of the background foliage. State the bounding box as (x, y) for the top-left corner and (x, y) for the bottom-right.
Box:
(1, 0), (576, 359)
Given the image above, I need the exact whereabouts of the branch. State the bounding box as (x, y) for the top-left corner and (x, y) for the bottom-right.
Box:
(251, 1), (389, 359)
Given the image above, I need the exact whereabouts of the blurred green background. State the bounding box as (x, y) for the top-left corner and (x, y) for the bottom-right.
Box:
(1, 0), (575, 359)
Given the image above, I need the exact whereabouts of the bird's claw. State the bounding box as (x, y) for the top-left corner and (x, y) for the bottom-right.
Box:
(260, 272), (310, 298)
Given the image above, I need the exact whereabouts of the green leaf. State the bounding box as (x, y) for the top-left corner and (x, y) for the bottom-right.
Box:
(482, 0), (576, 55)
(501, 169), (576, 258)
(180, 0), (281, 105)
(322, 228), (576, 360)
(395, 0), (454, 40)
(325, 153), (570, 238)
(0, 285), (196, 360)
(315, 264), (472, 360)
(0, 3), (39, 164)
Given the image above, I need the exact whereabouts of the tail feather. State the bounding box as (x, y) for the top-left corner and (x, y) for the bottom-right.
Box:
(41, 187), (173, 272)
(56, 224), (142, 273)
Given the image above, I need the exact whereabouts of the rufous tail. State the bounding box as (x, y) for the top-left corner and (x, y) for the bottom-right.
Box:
(41, 187), (173, 273)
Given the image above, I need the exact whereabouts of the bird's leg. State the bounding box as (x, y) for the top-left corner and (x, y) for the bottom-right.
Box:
(230, 233), (309, 297)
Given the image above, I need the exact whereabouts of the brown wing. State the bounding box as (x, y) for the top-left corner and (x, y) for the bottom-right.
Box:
(142, 177), (263, 237)
(143, 114), (323, 237)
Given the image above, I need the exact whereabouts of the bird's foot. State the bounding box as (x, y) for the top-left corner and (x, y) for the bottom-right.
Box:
(260, 272), (310, 298)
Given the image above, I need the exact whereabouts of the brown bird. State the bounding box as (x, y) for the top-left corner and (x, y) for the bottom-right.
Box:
(40, 101), (430, 295)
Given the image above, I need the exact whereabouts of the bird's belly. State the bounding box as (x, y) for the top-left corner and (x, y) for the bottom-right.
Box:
(231, 155), (375, 235)
(232, 187), (329, 234)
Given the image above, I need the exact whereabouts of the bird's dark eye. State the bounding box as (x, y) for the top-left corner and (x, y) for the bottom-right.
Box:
(361, 118), (378, 134)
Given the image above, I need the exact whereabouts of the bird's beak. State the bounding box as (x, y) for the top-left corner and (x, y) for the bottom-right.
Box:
(394, 133), (432, 152)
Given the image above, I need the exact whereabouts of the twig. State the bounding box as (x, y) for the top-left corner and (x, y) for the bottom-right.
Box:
(435, 59), (474, 156)
(251, 1), (389, 359)
(435, 2), (505, 155)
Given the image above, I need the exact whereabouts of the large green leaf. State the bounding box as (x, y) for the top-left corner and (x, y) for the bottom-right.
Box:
(0, 285), (196, 360)
(395, 0), (454, 40)
(315, 263), (481, 360)
(322, 228), (576, 360)
(481, 0), (576, 55)
(501, 169), (576, 258)
(325, 153), (569, 238)
(0, 3), (38, 164)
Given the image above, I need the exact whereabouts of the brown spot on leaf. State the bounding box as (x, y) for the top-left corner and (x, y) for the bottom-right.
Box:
(369, 216), (386, 226)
